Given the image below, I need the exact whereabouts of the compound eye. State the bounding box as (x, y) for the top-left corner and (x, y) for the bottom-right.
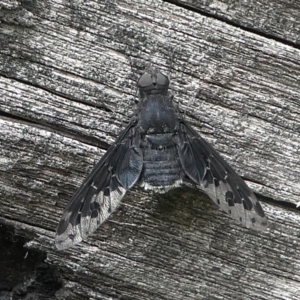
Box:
(156, 72), (169, 87)
(137, 73), (152, 88)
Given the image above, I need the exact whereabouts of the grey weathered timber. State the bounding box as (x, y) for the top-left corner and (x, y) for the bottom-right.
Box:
(177, 0), (300, 45)
(0, 0), (300, 299)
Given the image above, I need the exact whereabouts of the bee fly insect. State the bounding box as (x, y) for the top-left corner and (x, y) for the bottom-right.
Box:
(55, 68), (267, 250)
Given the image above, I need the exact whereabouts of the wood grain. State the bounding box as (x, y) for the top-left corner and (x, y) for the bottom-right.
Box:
(1, 0), (300, 299)
(176, 0), (300, 45)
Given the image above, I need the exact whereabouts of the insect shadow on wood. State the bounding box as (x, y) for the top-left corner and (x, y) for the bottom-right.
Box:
(154, 186), (219, 229)
(55, 67), (268, 250)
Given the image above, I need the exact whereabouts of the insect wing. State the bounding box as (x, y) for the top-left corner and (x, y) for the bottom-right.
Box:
(178, 120), (267, 230)
(55, 121), (143, 250)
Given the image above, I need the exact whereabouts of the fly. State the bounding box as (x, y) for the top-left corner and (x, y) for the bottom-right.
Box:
(55, 68), (267, 250)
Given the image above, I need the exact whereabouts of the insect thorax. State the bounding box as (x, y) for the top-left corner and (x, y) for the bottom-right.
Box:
(138, 94), (177, 134)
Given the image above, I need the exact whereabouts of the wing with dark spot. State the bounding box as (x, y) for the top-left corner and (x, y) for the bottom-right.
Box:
(177, 120), (267, 230)
(55, 120), (143, 250)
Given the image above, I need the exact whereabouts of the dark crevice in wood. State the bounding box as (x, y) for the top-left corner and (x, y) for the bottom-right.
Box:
(0, 68), (114, 113)
(0, 221), (62, 299)
(246, 111), (295, 132)
(0, 110), (39, 125)
(242, 176), (266, 187)
(165, 0), (300, 49)
(258, 193), (300, 211)
(1, 53), (125, 111)
(0, 112), (110, 151)
(243, 176), (299, 210)
(0, 215), (54, 234)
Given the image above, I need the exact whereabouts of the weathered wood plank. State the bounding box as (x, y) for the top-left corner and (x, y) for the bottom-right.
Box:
(1, 132), (300, 299)
(176, 0), (300, 45)
(1, 0), (300, 299)
(1, 0), (300, 204)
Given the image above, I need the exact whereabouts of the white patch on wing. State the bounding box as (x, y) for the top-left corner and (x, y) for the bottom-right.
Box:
(198, 180), (267, 231)
(55, 222), (82, 251)
(80, 186), (127, 241)
(55, 186), (127, 251)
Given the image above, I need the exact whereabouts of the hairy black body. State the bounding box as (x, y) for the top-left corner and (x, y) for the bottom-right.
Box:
(139, 93), (183, 190)
(55, 68), (267, 250)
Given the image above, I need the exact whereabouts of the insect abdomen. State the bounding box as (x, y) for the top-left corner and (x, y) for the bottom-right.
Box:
(140, 137), (182, 190)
